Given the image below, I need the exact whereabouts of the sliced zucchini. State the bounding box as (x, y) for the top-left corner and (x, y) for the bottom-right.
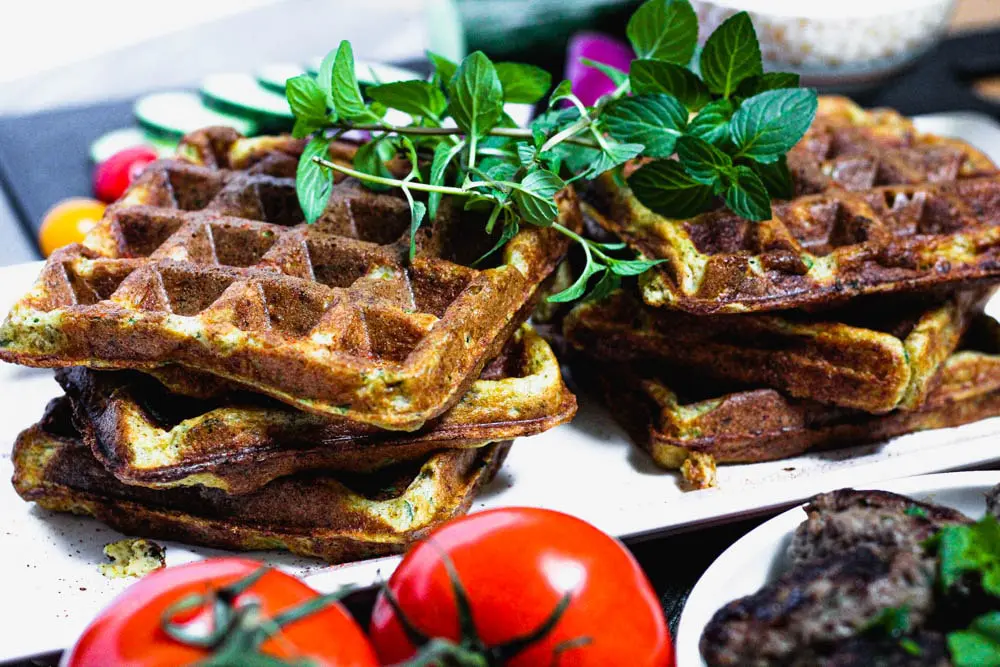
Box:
(200, 73), (294, 133)
(305, 57), (424, 87)
(89, 128), (177, 164)
(256, 63), (306, 94)
(134, 91), (258, 140)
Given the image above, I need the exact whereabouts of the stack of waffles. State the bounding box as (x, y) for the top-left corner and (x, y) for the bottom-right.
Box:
(0, 128), (578, 562)
(563, 96), (1000, 488)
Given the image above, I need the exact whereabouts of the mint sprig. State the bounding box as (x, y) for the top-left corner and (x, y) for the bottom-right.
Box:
(287, 0), (816, 303)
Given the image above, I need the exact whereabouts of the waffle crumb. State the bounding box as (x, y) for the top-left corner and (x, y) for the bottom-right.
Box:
(681, 452), (718, 489)
(98, 538), (166, 578)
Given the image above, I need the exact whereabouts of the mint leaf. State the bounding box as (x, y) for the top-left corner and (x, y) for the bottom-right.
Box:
(352, 138), (396, 191)
(602, 93), (686, 158)
(401, 187), (427, 260)
(495, 62), (552, 103)
(749, 155), (794, 199)
(427, 141), (464, 220)
(286, 75), (328, 138)
(366, 81), (446, 118)
(475, 217), (520, 266)
(548, 261), (603, 303)
(449, 51), (504, 139)
(517, 143), (537, 167)
(511, 170), (565, 226)
(687, 98), (735, 145)
(676, 135), (733, 184)
(864, 606), (912, 639)
(297, 137), (334, 223)
(608, 257), (665, 276)
(737, 72), (800, 97)
(699, 12), (762, 97)
(628, 159), (715, 218)
(730, 88), (817, 163)
(585, 270), (621, 303)
(630, 58), (711, 110)
(725, 165), (771, 220)
(580, 57), (629, 87)
(949, 612), (1000, 667)
(427, 51), (458, 88)
(549, 79), (575, 107)
(316, 49), (338, 107)
(331, 41), (373, 121)
(583, 141), (644, 180)
(627, 0), (698, 64)
(937, 516), (1000, 596)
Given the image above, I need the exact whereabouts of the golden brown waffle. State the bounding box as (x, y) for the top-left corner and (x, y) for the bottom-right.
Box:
(13, 398), (508, 563)
(590, 313), (1000, 470)
(0, 128), (581, 430)
(564, 288), (987, 413)
(592, 174), (1000, 314)
(589, 97), (1000, 315)
(788, 96), (996, 194)
(58, 325), (575, 494)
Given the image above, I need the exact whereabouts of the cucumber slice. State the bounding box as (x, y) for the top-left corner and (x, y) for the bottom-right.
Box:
(89, 128), (177, 164)
(134, 91), (258, 140)
(200, 73), (294, 133)
(256, 63), (306, 94)
(305, 57), (423, 86)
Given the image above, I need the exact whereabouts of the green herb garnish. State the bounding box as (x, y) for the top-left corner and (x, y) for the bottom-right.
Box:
(949, 612), (1000, 667)
(904, 505), (929, 518)
(932, 515), (1000, 596)
(286, 0), (817, 302)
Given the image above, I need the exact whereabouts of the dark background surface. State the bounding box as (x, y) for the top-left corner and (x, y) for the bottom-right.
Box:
(2, 29), (1000, 255)
(1, 28), (1000, 666)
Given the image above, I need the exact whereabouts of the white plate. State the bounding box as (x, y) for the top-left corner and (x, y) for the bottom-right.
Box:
(3, 112), (1000, 661)
(675, 470), (1000, 667)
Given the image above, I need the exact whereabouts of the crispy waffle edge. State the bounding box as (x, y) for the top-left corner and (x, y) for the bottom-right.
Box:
(12, 398), (510, 563)
(58, 325), (576, 494)
(587, 313), (1000, 468)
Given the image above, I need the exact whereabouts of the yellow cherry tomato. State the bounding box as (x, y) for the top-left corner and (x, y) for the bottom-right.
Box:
(38, 198), (106, 257)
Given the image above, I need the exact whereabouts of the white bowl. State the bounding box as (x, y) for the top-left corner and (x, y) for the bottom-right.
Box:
(692, 0), (956, 87)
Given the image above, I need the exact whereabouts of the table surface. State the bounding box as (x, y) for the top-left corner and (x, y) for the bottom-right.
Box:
(1, 3), (1000, 664)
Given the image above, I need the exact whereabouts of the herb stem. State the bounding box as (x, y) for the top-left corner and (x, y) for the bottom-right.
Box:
(540, 116), (593, 153)
(333, 123), (600, 148)
(313, 157), (468, 195)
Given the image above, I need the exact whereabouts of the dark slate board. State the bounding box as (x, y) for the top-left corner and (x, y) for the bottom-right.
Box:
(0, 100), (134, 257)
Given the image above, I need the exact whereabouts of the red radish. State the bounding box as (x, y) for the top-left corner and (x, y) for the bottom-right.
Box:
(92, 146), (159, 203)
(565, 32), (635, 106)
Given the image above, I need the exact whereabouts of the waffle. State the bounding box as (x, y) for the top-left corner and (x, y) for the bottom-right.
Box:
(591, 313), (1000, 469)
(0, 128), (581, 430)
(57, 325), (575, 494)
(564, 288), (986, 413)
(788, 96), (995, 194)
(590, 100), (1000, 315)
(13, 398), (509, 563)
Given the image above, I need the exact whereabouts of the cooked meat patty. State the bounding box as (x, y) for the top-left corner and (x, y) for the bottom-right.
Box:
(791, 631), (951, 667)
(700, 546), (937, 666)
(788, 489), (970, 565)
(985, 482), (1000, 519)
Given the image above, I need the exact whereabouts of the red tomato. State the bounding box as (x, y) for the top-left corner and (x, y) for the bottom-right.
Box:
(38, 197), (106, 257)
(92, 146), (158, 202)
(370, 507), (674, 666)
(67, 558), (378, 667)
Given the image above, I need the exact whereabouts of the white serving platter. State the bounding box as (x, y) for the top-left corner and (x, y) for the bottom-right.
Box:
(674, 470), (1000, 667)
(3, 111), (1000, 660)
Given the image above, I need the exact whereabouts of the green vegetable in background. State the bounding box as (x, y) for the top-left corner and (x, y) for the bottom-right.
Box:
(286, 0), (817, 303)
